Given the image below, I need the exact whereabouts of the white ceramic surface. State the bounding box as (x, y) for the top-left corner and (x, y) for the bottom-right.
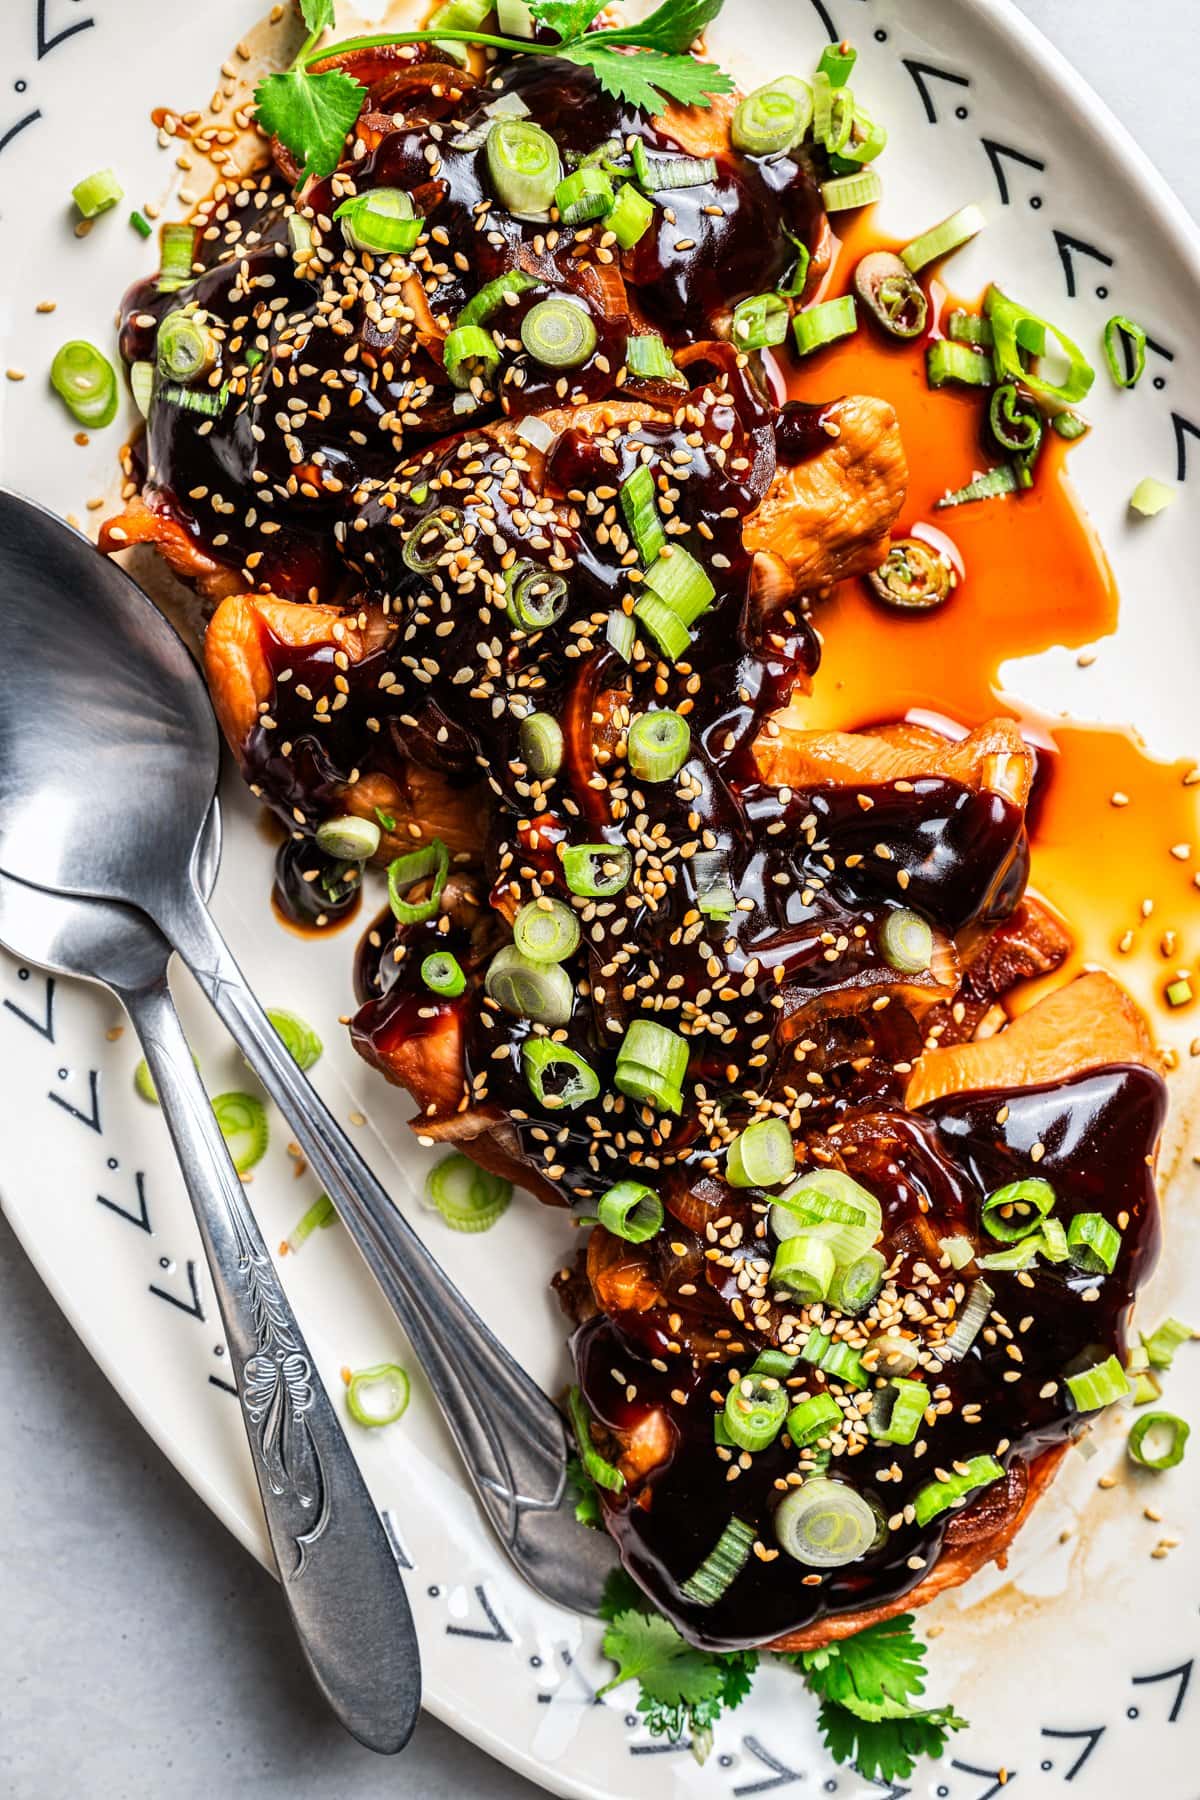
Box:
(2, 3), (1199, 1796)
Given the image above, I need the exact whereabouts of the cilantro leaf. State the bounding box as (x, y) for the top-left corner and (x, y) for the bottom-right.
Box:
(529, 0), (607, 38)
(300, 0), (336, 34)
(596, 0), (725, 54)
(794, 1613), (928, 1714)
(600, 1603), (759, 1746)
(564, 40), (733, 112)
(566, 1456), (603, 1529)
(254, 67), (364, 181)
(818, 1699), (968, 1783)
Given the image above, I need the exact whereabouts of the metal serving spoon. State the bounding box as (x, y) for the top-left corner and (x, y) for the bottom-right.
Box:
(0, 488), (615, 1615)
(0, 827), (422, 1753)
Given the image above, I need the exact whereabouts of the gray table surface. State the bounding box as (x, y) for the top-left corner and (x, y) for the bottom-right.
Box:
(3, 6), (1197, 1797)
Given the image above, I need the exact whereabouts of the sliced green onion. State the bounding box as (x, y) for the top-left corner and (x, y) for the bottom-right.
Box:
(978, 1236), (1042, 1271)
(346, 1362), (410, 1427)
(267, 1008), (323, 1070)
(488, 120), (562, 214)
(853, 251), (928, 341)
(284, 1193), (337, 1254)
(458, 269), (539, 329)
(901, 203), (986, 273)
(778, 233), (811, 298)
(982, 1176), (1055, 1243)
(1133, 1369), (1163, 1407)
(606, 608), (636, 662)
(335, 187), (422, 255)
(158, 310), (218, 384)
(567, 1385), (625, 1492)
(1053, 410), (1089, 441)
(1128, 1410), (1190, 1471)
(72, 168), (123, 218)
(948, 310), (993, 346)
(520, 297), (597, 368)
(727, 1118), (796, 1189)
(505, 559), (569, 632)
(1039, 1216), (1070, 1263)
(1104, 314), (1147, 389)
(693, 849), (735, 921)
(935, 464), (1019, 509)
(914, 1453), (1003, 1527)
(421, 951), (466, 997)
(772, 1169), (882, 1268)
(869, 1332), (920, 1377)
(867, 537), (954, 610)
(984, 284), (1095, 405)
(833, 105), (888, 167)
(627, 709), (690, 782)
(724, 1373), (789, 1452)
(287, 213), (315, 265)
(485, 944), (572, 1025)
(597, 1180), (664, 1243)
(625, 332), (684, 384)
(615, 1018), (688, 1114)
(634, 593), (690, 662)
(643, 545), (715, 626)
(680, 1517), (755, 1605)
(50, 341), (118, 428)
(134, 1057), (159, 1104)
(129, 209), (152, 238)
(926, 338), (994, 389)
(942, 1278), (994, 1362)
(793, 295), (857, 356)
(555, 167), (614, 226)
(1066, 1353), (1131, 1412)
(732, 77), (813, 155)
(731, 292), (791, 351)
(315, 813), (380, 862)
(1144, 1317), (1195, 1370)
(155, 380), (228, 418)
(562, 843), (632, 897)
(608, 182), (655, 248)
(1066, 1212), (1121, 1275)
(828, 1249), (887, 1315)
(522, 1037), (599, 1110)
(426, 1151), (513, 1232)
(751, 1349), (799, 1380)
(1130, 476), (1175, 517)
(786, 1392), (842, 1448)
(620, 461), (666, 564)
(772, 1234), (836, 1304)
(989, 381), (1044, 457)
(158, 222), (196, 293)
(402, 506), (464, 573)
(880, 908), (933, 974)
(774, 1477), (878, 1567)
(443, 323), (500, 391)
(512, 898), (580, 964)
(938, 1235), (974, 1272)
(497, 0), (535, 34)
(387, 837), (449, 924)
(519, 711), (563, 779)
(816, 43), (857, 86)
(819, 1340), (868, 1389)
(869, 1377), (931, 1446)
(631, 140), (716, 191)
(130, 360), (155, 418)
(428, 0), (491, 62)
(212, 1091), (269, 1174)
(821, 170), (882, 212)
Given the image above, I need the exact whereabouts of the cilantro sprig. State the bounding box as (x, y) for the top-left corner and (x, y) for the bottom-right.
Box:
(255, 0), (732, 182)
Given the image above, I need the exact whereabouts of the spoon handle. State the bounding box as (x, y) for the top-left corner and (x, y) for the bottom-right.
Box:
(124, 972), (422, 1753)
(162, 885), (611, 1613)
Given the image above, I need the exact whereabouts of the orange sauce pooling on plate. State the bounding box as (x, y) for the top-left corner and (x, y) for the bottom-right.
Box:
(776, 218), (1200, 1060)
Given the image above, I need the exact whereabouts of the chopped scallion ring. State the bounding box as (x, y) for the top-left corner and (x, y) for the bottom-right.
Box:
(555, 166), (615, 226)
(913, 1454), (1003, 1527)
(633, 593), (690, 662)
(443, 323), (501, 391)
(505, 559), (568, 632)
(567, 1385), (625, 1493)
(620, 461), (666, 564)
(724, 1373), (789, 1452)
(731, 292), (791, 351)
(1066, 1353), (1131, 1412)
(793, 295), (857, 356)
(211, 1091), (269, 1174)
(518, 711), (563, 779)
(926, 338), (994, 389)
(816, 42), (857, 86)
(130, 360), (155, 418)
(947, 309), (993, 346)
(868, 1377), (931, 1446)
(129, 209), (152, 239)
(561, 843), (632, 897)
(1066, 1212), (1121, 1275)
(828, 1249), (887, 1315)
(880, 908), (933, 974)
(314, 813), (381, 863)
(627, 708), (691, 782)
(786, 1392), (842, 1448)
(820, 170), (882, 212)
(900, 203), (986, 273)
(1039, 1216), (1070, 1263)
(1104, 314), (1147, 389)
(1144, 1316), (1196, 1370)
(72, 167), (123, 218)
(614, 1018), (688, 1114)
(726, 1117), (795, 1188)
(421, 951), (466, 998)
(485, 944), (573, 1025)
(267, 1008), (323, 1071)
(488, 119), (562, 215)
(989, 381), (1043, 456)
(732, 77), (813, 155)
(1130, 476), (1175, 517)
(751, 1348), (799, 1381)
(387, 838), (449, 925)
(982, 1176), (1055, 1243)
(770, 1233), (836, 1304)
(631, 140), (716, 191)
(512, 898), (581, 964)
(522, 1038), (599, 1110)
(345, 1362), (410, 1428)
(680, 1517), (755, 1605)
(157, 311), (219, 383)
(607, 182), (655, 248)
(335, 187), (422, 255)
(50, 341), (119, 428)
(854, 251), (928, 341)
(520, 297), (597, 368)
(625, 332), (684, 384)
(642, 545), (715, 625)
(606, 608), (636, 662)
(597, 1179), (664, 1242)
(774, 1477), (879, 1566)
(425, 1151), (512, 1232)
(457, 269), (539, 329)
(428, 0), (492, 62)
(158, 222), (196, 293)
(1128, 1410), (1190, 1471)
(942, 1278), (994, 1361)
(817, 1339), (868, 1389)
(284, 1194), (337, 1255)
(984, 283), (1095, 405)
(771, 1169), (881, 1267)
